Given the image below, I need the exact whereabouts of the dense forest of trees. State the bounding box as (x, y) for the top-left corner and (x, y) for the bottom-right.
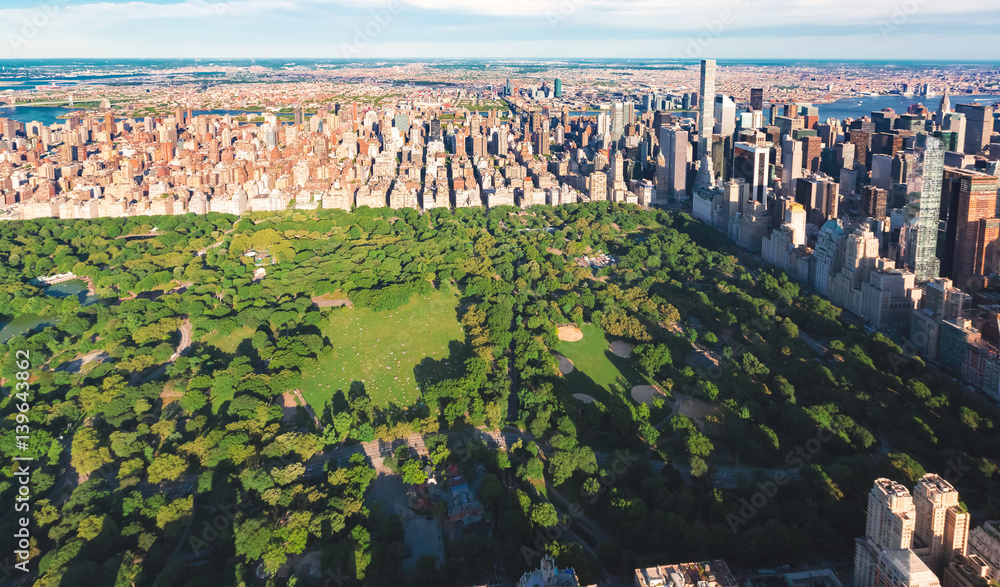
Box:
(0, 202), (998, 586)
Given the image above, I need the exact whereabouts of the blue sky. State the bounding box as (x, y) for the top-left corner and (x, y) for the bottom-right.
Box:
(0, 0), (998, 59)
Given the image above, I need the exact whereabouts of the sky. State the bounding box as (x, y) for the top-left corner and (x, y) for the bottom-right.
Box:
(0, 0), (999, 60)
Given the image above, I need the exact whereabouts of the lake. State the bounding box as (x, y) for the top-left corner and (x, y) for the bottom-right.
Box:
(0, 280), (99, 344)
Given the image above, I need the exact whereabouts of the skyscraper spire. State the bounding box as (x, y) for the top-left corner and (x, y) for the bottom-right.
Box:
(937, 90), (951, 127)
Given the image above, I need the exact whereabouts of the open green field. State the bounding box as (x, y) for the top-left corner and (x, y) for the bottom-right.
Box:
(204, 325), (255, 354)
(302, 287), (465, 408)
(555, 324), (648, 404)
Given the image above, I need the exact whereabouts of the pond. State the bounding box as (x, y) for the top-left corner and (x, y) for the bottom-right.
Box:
(0, 280), (99, 343)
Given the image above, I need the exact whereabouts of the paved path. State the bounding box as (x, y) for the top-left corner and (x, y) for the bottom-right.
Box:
(137, 318), (193, 384)
(196, 229), (234, 256)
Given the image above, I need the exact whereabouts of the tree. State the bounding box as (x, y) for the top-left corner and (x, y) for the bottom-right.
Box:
(686, 431), (714, 458)
(400, 459), (428, 485)
(147, 454), (188, 484)
(517, 457), (545, 482)
(530, 502), (559, 527)
(71, 428), (111, 478)
(632, 343), (672, 376)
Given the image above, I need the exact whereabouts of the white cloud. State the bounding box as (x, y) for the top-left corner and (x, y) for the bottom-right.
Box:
(0, 0), (997, 58)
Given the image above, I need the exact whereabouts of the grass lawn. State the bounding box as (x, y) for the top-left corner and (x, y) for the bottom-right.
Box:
(555, 324), (649, 405)
(204, 325), (255, 354)
(302, 286), (465, 409)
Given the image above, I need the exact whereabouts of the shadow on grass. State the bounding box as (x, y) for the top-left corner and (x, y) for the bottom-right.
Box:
(413, 339), (469, 390)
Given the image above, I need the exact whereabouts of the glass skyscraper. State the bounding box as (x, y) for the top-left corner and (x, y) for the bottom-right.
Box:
(905, 136), (945, 282)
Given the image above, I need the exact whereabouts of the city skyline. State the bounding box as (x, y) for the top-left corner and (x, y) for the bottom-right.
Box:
(2, 0), (1000, 60)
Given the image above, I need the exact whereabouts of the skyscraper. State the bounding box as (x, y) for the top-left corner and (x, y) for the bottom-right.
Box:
(913, 474), (969, 576)
(855, 479), (918, 587)
(609, 149), (626, 200)
(936, 91), (951, 127)
(611, 102), (625, 142)
(862, 185), (888, 219)
(781, 136), (803, 197)
(733, 142), (769, 203)
(554, 78), (562, 98)
(750, 88), (764, 112)
(694, 59), (717, 192)
(799, 135), (823, 173)
(714, 94), (737, 136)
(945, 168), (999, 290)
(955, 103), (993, 155)
(657, 127), (689, 200)
(906, 136), (945, 282)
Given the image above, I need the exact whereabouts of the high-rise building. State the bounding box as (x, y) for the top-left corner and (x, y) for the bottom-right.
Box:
(795, 173), (839, 225)
(855, 476), (971, 587)
(913, 474), (970, 576)
(750, 88), (764, 112)
(937, 92), (951, 127)
(657, 127), (689, 200)
(813, 219), (847, 296)
(714, 94), (737, 137)
(906, 137), (946, 282)
(863, 185), (889, 219)
(800, 135), (823, 173)
(781, 136), (803, 197)
(856, 479), (920, 587)
(955, 103), (994, 155)
(944, 169), (999, 290)
(694, 59), (717, 192)
(609, 149), (626, 199)
(943, 113), (967, 153)
(733, 142), (769, 203)
(873, 154), (895, 190)
(967, 521), (1000, 582)
(611, 102), (625, 142)
(554, 78), (562, 98)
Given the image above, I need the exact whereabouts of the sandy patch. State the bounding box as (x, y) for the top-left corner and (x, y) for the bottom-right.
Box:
(279, 392), (302, 422)
(555, 354), (575, 375)
(572, 393), (597, 404)
(610, 341), (635, 358)
(631, 385), (665, 405)
(557, 325), (583, 342)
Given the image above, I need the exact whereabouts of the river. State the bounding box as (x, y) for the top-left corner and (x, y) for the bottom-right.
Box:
(0, 280), (99, 343)
(780, 94), (1000, 121)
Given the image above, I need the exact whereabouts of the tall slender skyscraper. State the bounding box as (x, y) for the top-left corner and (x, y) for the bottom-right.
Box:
(611, 101), (625, 142)
(554, 78), (562, 98)
(906, 136), (945, 282)
(695, 59), (717, 192)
